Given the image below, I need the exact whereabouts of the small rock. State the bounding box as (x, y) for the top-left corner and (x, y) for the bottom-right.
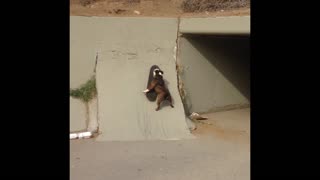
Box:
(113, 9), (126, 14)
(189, 112), (208, 120)
(221, 9), (224, 12)
(134, 10), (141, 15)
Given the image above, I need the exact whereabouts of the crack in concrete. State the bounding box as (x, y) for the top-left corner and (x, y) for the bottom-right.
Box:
(94, 52), (98, 73)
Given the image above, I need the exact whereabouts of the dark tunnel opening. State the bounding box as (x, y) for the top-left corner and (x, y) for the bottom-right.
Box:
(178, 34), (250, 113)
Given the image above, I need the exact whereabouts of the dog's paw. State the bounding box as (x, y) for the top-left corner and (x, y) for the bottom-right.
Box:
(143, 89), (150, 93)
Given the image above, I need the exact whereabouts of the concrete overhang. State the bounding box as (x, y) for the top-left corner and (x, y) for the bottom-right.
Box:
(179, 16), (250, 35)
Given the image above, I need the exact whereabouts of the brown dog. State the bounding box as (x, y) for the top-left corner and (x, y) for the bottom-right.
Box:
(143, 68), (174, 111)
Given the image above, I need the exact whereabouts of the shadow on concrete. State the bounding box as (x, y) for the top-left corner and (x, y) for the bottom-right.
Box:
(183, 34), (250, 101)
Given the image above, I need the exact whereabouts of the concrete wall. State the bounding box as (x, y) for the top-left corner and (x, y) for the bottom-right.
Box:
(70, 17), (100, 132)
(178, 35), (250, 113)
(179, 16), (250, 35)
(70, 97), (87, 132)
(70, 17), (100, 89)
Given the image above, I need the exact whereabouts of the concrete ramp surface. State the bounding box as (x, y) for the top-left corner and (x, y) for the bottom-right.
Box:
(91, 17), (193, 141)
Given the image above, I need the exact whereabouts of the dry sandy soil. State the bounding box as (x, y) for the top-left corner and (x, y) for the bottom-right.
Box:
(193, 108), (250, 144)
(70, 0), (250, 17)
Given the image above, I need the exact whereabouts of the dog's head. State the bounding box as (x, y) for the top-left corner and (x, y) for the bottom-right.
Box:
(153, 68), (164, 79)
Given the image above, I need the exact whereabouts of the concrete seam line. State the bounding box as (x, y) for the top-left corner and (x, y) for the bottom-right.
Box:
(94, 51), (100, 134)
(94, 52), (98, 73)
(175, 17), (188, 116)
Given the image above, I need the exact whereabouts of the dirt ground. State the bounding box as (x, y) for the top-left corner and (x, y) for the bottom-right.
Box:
(70, 0), (250, 17)
(192, 108), (250, 144)
(70, 108), (250, 180)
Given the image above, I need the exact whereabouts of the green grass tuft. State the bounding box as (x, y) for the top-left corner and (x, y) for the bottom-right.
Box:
(70, 76), (97, 102)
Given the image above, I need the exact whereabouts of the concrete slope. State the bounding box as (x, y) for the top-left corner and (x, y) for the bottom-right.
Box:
(93, 17), (193, 141)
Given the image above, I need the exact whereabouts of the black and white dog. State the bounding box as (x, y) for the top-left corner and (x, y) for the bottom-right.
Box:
(143, 66), (174, 111)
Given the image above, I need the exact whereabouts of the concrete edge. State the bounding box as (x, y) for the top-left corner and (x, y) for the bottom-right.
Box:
(179, 16), (250, 34)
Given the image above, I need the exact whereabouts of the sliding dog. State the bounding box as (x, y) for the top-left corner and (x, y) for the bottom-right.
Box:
(143, 66), (174, 111)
